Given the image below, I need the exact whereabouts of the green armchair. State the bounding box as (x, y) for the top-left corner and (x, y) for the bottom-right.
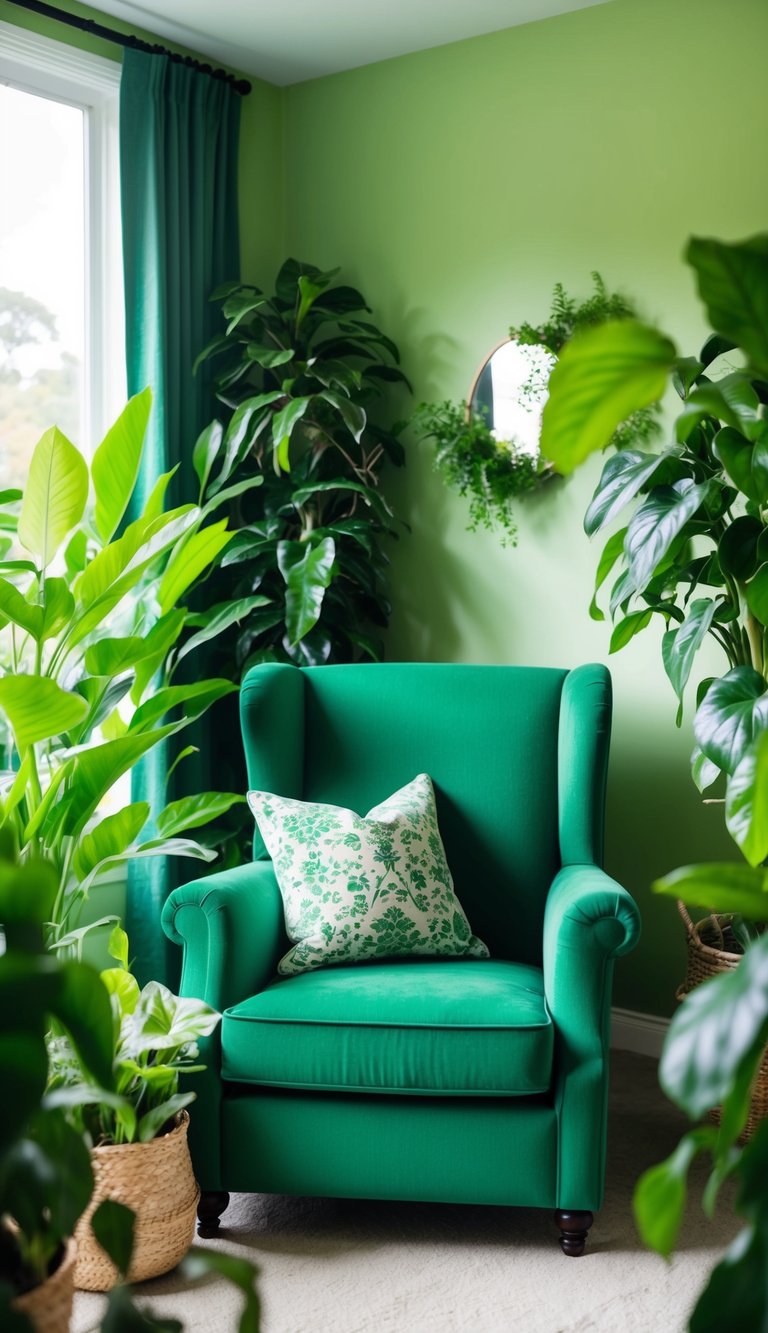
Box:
(162, 662), (640, 1255)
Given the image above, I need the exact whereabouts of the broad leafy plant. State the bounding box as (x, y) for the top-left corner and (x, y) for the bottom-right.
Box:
(194, 258), (410, 672)
(541, 233), (768, 1330)
(0, 390), (249, 949)
(48, 925), (220, 1146)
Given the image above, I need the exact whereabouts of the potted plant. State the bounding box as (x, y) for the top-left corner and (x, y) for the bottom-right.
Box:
(540, 232), (768, 1329)
(47, 924), (220, 1292)
(194, 258), (410, 675)
(0, 389), (250, 952)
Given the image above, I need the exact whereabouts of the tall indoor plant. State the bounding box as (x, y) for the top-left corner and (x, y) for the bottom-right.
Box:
(540, 232), (768, 1331)
(193, 257), (410, 674)
(0, 390), (249, 950)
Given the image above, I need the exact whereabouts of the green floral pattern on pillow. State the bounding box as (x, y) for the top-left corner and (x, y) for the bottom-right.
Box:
(247, 774), (489, 976)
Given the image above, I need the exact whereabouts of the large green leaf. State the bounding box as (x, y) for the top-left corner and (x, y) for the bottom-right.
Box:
(319, 389), (366, 442)
(744, 562), (768, 625)
(157, 520), (233, 614)
(180, 1249), (261, 1333)
(676, 375), (762, 444)
(661, 599), (716, 709)
(39, 577), (75, 640)
(17, 426), (89, 567)
(289, 478), (393, 523)
(156, 791), (245, 839)
(91, 1199), (135, 1278)
(693, 665), (768, 774)
(130, 610), (187, 704)
(84, 636), (155, 677)
(0, 676), (87, 749)
(659, 932), (768, 1119)
(624, 481), (714, 595)
(633, 1128), (715, 1258)
(126, 980), (219, 1056)
(209, 394), (280, 494)
(0, 576), (42, 637)
(609, 609), (652, 654)
(689, 1225), (768, 1333)
(539, 320), (676, 473)
(725, 731), (768, 866)
(271, 396), (312, 471)
(192, 419), (223, 497)
(653, 860), (768, 921)
(129, 679), (237, 732)
(176, 596), (269, 664)
(91, 389), (151, 544)
(713, 427), (768, 505)
(73, 803), (150, 881)
(51, 959), (115, 1090)
(136, 1093), (194, 1143)
(63, 724), (181, 837)
(278, 536), (335, 645)
(717, 515), (763, 580)
(687, 234), (768, 377)
(589, 527), (628, 621)
(584, 448), (680, 537)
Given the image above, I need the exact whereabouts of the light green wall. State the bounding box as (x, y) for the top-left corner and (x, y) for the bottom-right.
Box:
(280, 0), (768, 1015)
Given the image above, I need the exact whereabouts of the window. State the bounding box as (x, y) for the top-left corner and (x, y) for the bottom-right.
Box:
(0, 21), (124, 480)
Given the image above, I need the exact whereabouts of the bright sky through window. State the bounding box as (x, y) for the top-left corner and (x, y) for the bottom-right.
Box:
(0, 83), (85, 489)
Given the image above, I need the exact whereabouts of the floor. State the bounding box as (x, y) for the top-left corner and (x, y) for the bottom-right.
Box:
(73, 1052), (740, 1333)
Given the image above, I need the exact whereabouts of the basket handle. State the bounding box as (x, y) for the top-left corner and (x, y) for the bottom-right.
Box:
(677, 898), (728, 949)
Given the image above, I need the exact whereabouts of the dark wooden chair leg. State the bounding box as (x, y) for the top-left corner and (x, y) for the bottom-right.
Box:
(554, 1209), (593, 1256)
(198, 1190), (230, 1238)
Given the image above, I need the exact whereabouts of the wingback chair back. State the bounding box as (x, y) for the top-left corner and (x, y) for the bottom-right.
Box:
(239, 661), (611, 964)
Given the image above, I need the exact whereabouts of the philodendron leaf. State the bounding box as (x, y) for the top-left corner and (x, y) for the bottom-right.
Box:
(156, 791), (245, 838)
(278, 536), (336, 645)
(717, 515), (763, 580)
(157, 519), (233, 614)
(661, 599), (716, 711)
(658, 932), (768, 1119)
(84, 635), (155, 676)
(624, 480), (715, 596)
(653, 861), (768, 921)
(180, 1249), (261, 1333)
(584, 448), (680, 537)
(633, 1127), (716, 1258)
(725, 730), (768, 865)
(693, 665), (768, 774)
(91, 1198), (135, 1277)
(18, 425), (89, 566)
(689, 1225), (768, 1333)
(609, 609), (652, 654)
(137, 1092), (195, 1143)
(691, 745), (721, 793)
(127, 980), (220, 1054)
(52, 959), (115, 1090)
(271, 396), (313, 471)
(744, 562), (768, 625)
(129, 679), (237, 732)
(91, 388), (151, 544)
(176, 595), (270, 664)
(589, 527), (628, 621)
(540, 320), (676, 474)
(713, 427), (768, 506)
(319, 389), (367, 442)
(192, 419), (223, 497)
(0, 676), (88, 749)
(73, 803), (150, 881)
(687, 234), (768, 378)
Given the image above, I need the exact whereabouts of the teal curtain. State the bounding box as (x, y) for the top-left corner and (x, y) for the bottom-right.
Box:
(120, 48), (241, 983)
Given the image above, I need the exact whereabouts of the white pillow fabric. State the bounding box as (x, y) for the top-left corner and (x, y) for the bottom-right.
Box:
(247, 773), (489, 976)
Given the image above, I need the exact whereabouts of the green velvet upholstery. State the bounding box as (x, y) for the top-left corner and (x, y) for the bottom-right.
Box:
(162, 662), (640, 1221)
(221, 960), (553, 1095)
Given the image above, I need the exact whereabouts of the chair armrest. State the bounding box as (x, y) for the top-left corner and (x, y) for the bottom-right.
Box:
(162, 861), (285, 1012)
(543, 864), (640, 1210)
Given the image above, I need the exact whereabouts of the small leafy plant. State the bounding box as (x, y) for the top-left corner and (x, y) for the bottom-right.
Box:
(541, 232), (768, 1330)
(412, 399), (542, 545)
(194, 258), (410, 673)
(48, 925), (220, 1146)
(0, 391), (247, 949)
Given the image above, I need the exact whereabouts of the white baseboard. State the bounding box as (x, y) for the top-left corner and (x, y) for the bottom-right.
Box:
(610, 1006), (669, 1058)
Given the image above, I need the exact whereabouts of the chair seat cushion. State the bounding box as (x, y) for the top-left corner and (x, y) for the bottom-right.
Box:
(221, 959), (553, 1096)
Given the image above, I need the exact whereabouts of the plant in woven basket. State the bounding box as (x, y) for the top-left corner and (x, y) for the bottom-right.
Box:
(541, 232), (768, 1330)
(46, 924), (221, 1291)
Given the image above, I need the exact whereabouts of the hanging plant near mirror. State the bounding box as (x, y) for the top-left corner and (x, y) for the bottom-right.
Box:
(412, 273), (660, 546)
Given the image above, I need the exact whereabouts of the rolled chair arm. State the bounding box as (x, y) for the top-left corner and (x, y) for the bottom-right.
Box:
(543, 863), (641, 1211)
(162, 861), (285, 1013)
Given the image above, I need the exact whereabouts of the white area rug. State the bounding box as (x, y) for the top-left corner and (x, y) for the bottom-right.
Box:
(73, 1053), (738, 1333)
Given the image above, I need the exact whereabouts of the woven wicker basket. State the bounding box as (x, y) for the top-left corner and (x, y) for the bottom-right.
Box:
(677, 901), (768, 1140)
(11, 1237), (76, 1333)
(74, 1110), (199, 1292)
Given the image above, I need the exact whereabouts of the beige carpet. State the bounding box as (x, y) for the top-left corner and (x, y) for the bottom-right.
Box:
(73, 1052), (739, 1333)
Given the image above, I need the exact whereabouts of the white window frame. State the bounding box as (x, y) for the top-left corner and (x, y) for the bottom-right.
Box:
(0, 20), (124, 451)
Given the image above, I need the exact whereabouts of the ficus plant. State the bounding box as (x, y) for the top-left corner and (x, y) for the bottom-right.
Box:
(0, 389), (251, 951)
(193, 257), (410, 674)
(541, 232), (768, 1330)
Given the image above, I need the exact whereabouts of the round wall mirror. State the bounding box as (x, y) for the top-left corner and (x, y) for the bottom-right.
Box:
(467, 338), (556, 463)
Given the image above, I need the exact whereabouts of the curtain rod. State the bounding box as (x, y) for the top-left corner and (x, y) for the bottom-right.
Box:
(4, 0), (252, 94)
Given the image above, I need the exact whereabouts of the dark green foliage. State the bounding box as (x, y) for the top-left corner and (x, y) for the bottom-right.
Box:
(412, 400), (542, 546)
(194, 259), (409, 676)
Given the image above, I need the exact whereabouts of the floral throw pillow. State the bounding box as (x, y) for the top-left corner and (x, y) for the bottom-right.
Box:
(247, 773), (489, 976)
